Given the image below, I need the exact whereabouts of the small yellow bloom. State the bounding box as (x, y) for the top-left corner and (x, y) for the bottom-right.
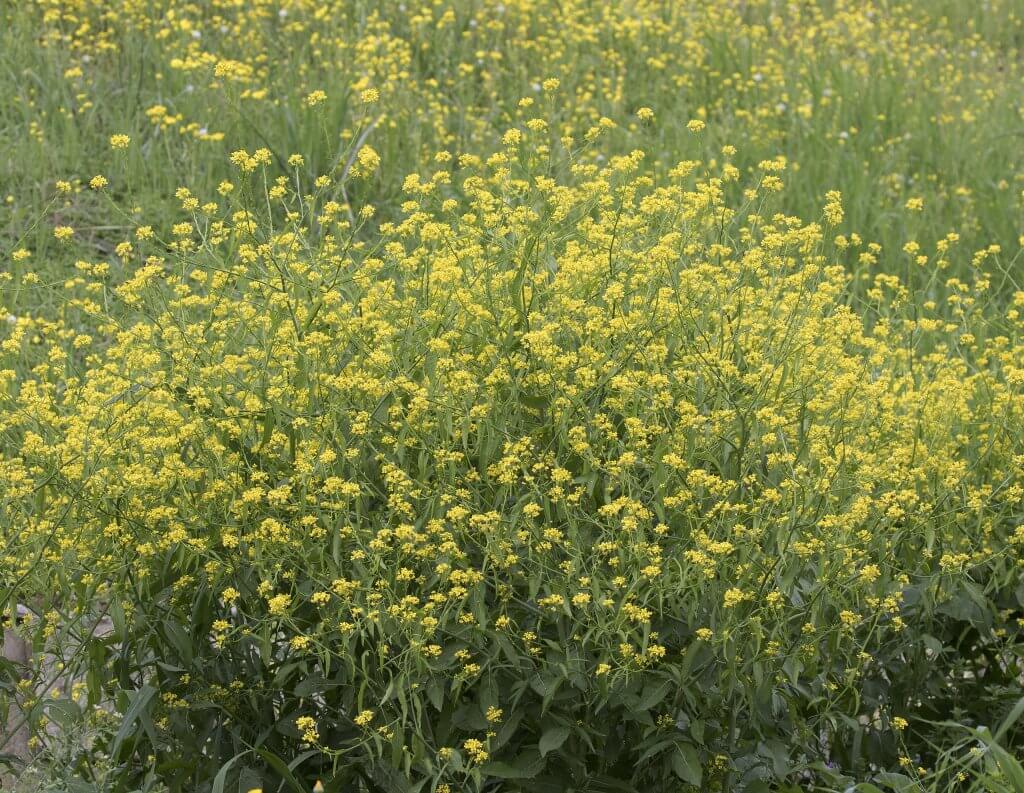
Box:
(305, 89), (327, 107)
(295, 716), (319, 743)
(267, 593), (291, 615)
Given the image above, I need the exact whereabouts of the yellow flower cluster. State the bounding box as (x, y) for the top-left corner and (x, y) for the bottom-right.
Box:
(3, 122), (1022, 786)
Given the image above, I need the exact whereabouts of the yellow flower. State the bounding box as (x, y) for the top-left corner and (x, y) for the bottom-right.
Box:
(295, 716), (319, 743)
(723, 588), (749, 608)
(463, 738), (489, 763)
(305, 89), (327, 107)
(267, 593), (291, 615)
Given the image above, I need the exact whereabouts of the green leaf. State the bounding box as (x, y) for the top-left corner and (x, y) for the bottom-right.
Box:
(936, 582), (991, 628)
(637, 738), (677, 764)
(587, 774), (637, 792)
(872, 772), (916, 792)
(210, 749), (249, 793)
(479, 761), (530, 779)
(976, 728), (1024, 791)
(110, 684), (157, 758)
(161, 619), (193, 666)
(490, 707), (524, 751)
(480, 749), (544, 780)
(255, 747), (307, 793)
(287, 749), (320, 771)
(258, 408), (276, 450)
(994, 696), (1024, 740)
(539, 725), (570, 757)
(671, 742), (702, 786)
(426, 679), (444, 711)
(44, 698), (82, 730)
(293, 675), (327, 698)
(636, 677), (673, 712)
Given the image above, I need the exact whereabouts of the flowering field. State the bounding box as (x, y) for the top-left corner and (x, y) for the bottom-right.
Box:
(2, 1), (1024, 791)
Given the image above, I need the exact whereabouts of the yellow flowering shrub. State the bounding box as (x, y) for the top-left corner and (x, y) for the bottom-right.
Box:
(3, 122), (1024, 791)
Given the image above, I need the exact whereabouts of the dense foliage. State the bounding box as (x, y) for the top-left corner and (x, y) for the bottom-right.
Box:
(2, 1), (1024, 792)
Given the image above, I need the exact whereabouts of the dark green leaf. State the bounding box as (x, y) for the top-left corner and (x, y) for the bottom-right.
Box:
(636, 678), (673, 712)
(538, 725), (570, 757)
(671, 742), (702, 786)
(255, 747), (307, 793)
(111, 685), (157, 758)
(211, 749), (247, 793)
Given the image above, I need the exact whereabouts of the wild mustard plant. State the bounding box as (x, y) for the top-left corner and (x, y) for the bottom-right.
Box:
(2, 1), (1024, 792)
(3, 109), (1024, 790)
